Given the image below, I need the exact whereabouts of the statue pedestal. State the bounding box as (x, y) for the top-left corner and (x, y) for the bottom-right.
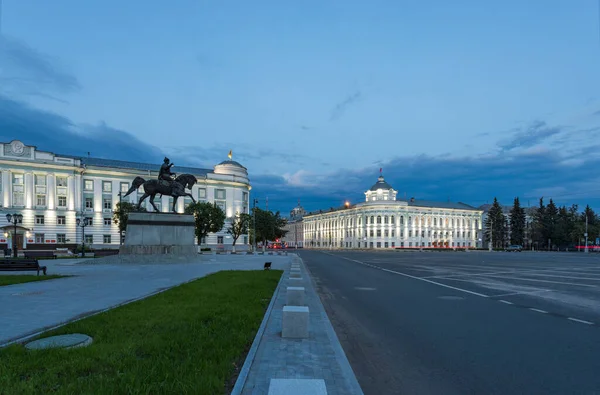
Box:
(120, 212), (196, 256)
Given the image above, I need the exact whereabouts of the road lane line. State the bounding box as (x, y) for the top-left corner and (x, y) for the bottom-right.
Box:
(499, 300), (513, 305)
(493, 290), (551, 297)
(529, 308), (548, 314)
(480, 275), (598, 288)
(321, 252), (490, 298)
(567, 317), (594, 325)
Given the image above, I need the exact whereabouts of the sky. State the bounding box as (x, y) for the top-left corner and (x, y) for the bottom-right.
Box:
(1, 1), (600, 215)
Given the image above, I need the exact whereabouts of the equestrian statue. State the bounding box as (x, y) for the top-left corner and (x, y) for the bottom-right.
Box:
(123, 157), (197, 213)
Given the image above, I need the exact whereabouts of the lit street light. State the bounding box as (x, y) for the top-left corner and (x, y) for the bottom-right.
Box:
(76, 217), (90, 256)
(6, 213), (23, 258)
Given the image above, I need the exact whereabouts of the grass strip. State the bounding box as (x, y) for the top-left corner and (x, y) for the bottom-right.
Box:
(0, 275), (68, 286)
(0, 270), (282, 394)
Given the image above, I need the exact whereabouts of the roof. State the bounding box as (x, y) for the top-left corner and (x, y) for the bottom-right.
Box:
(67, 156), (212, 176)
(217, 160), (247, 169)
(405, 199), (479, 210)
(369, 176), (395, 191)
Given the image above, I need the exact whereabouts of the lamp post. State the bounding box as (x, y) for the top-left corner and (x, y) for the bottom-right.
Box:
(76, 217), (90, 257)
(253, 198), (258, 252)
(6, 213), (23, 258)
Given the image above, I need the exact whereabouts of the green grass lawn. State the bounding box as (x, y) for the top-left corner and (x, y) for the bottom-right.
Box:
(0, 270), (282, 394)
(0, 275), (68, 286)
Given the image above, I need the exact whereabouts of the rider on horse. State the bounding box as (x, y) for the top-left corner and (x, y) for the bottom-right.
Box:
(159, 157), (176, 185)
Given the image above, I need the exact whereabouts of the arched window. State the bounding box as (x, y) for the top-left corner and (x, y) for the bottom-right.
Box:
(475, 219), (478, 228)
(434, 218), (437, 226)
(434, 231), (437, 238)
(408, 216), (412, 225)
(467, 219), (471, 227)
(377, 216), (382, 224)
(427, 217), (431, 226)
(462, 218), (465, 227)
(391, 215), (395, 225)
(400, 216), (404, 225)
(452, 218), (455, 227)
(370, 216), (374, 224)
(439, 218), (443, 226)
(384, 216), (388, 224)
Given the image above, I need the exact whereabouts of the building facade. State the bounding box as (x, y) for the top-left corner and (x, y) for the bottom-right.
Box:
(281, 203), (306, 248)
(303, 175), (483, 249)
(0, 140), (251, 252)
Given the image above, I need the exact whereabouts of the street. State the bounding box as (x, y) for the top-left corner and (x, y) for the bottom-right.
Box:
(298, 250), (600, 395)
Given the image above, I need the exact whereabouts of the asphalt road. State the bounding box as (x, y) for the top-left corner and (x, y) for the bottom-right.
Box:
(298, 250), (600, 395)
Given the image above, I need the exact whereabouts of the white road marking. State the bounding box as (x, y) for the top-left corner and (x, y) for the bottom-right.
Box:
(499, 300), (513, 305)
(322, 252), (490, 298)
(493, 289), (551, 297)
(426, 270), (524, 279)
(354, 287), (377, 291)
(529, 308), (548, 314)
(480, 275), (598, 288)
(567, 317), (594, 325)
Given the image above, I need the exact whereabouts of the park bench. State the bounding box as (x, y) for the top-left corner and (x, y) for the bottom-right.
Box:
(93, 250), (119, 258)
(24, 250), (57, 259)
(264, 262), (272, 270)
(0, 259), (47, 275)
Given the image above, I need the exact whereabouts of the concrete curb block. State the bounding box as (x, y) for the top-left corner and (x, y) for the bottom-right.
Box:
(231, 268), (286, 395)
(303, 257), (365, 395)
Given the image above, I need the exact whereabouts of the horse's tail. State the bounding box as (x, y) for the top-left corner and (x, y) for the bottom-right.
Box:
(123, 176), (145, 197)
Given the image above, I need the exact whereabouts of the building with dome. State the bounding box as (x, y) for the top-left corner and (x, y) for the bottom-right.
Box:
(303, 173), (483, 249)
(0, 140), (250, 252)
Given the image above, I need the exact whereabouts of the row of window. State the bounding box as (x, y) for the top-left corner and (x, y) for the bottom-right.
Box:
(308, 215), (479, 229)
(30, 233), (112, 244)
(33, 215), (112, 226)
(329, 241), (474, 248)
(311, 229), (475, 238)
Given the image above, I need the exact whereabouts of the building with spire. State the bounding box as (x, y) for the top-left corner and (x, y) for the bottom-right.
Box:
(281, 201), (306, 248)
(303, 173), (483, 249)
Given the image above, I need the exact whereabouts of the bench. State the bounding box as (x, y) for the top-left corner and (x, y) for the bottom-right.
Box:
(264, 262), (272, 270)
(0, 259), (47, 275)
(24, 251), (57, 259)
(93, 250), (119, 258)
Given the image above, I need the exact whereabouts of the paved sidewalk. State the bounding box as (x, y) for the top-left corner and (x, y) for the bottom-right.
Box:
(240, 255), (364, 394)
(0, 255), (289, 346)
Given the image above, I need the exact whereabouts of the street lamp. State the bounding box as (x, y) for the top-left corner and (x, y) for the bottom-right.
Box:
(76, 217), (90, 256)
(6, 213), (24, 258)
(253, 198), (258, 252)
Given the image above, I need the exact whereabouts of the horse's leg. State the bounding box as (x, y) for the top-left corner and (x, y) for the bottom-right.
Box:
(172, 196), (178, 213)
(185, 192), (196, 203)
(137, 193), (149, 210)
(149, 194), (160, 212)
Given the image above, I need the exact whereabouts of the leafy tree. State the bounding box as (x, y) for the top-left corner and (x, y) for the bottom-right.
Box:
(184, 202), (226, 245)
(509, 197), (526, 245)
(113, 201), (147, 234)
(531, 197), (546, 248)
(253, 207), (288, 250)
(484, 197), (507, 249)
(226, 213), (252, 251)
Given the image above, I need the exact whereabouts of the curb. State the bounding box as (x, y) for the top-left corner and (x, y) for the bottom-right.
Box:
(302, 255), (365, 395)
(231, 266), (286, 395)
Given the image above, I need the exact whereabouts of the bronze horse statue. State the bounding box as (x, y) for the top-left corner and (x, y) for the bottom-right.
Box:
(123, 174), (197, 212)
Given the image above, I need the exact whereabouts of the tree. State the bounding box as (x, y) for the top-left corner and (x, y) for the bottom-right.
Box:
(113, 201), (147, 235)
(184, 202), (226, 246)
(532, 197), (546, 248)
(484, 197), (507, 249)
(253, 207), (288, 250)
(509, 197), (526, 245)
(226, 213), (252, 252)
(544, 198), (559, 249)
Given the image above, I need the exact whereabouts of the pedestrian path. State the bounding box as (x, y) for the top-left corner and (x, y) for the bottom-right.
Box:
(0, 255), (289, 346)
(238, 255), (363, 395)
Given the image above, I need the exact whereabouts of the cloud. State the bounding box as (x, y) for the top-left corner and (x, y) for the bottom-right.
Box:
(0, 35), (80, 98)
(0, 95), (163, 162)
(498, 120), (562, 151)
(329, 90), (362, 121)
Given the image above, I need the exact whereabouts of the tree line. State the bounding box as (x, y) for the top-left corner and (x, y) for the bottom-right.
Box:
(114, 202), (287, 251)
(485, 197), (599, 250)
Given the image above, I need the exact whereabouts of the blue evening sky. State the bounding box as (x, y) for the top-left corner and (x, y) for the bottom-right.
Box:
(1, 1), (600, 214)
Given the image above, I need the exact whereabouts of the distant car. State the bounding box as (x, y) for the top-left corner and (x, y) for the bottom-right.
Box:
(505, 245), (523, 252)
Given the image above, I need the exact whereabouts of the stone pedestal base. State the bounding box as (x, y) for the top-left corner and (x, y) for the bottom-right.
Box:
(121, 212), (196, 256)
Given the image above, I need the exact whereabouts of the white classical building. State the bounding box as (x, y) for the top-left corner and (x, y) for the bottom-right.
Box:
(281, 203), (306, 248)
(303, 175), (483, 249)
(0, 140), (251, 252)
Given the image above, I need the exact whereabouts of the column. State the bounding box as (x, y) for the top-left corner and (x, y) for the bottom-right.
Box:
(25, 172), (33, 209)
(68, 175), (76, 211)
(2, 170), (9, 208)
(47, 173), (55, 210)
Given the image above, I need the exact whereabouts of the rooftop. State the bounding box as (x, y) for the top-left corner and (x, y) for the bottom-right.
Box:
(368, 175), (395, 191)
(64, 155), (212, 176)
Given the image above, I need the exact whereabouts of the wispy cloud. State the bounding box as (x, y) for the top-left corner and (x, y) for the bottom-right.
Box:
(498, 120), (562, 151)
(329, 90), (361, 121)
(0, 35), (80, 99)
